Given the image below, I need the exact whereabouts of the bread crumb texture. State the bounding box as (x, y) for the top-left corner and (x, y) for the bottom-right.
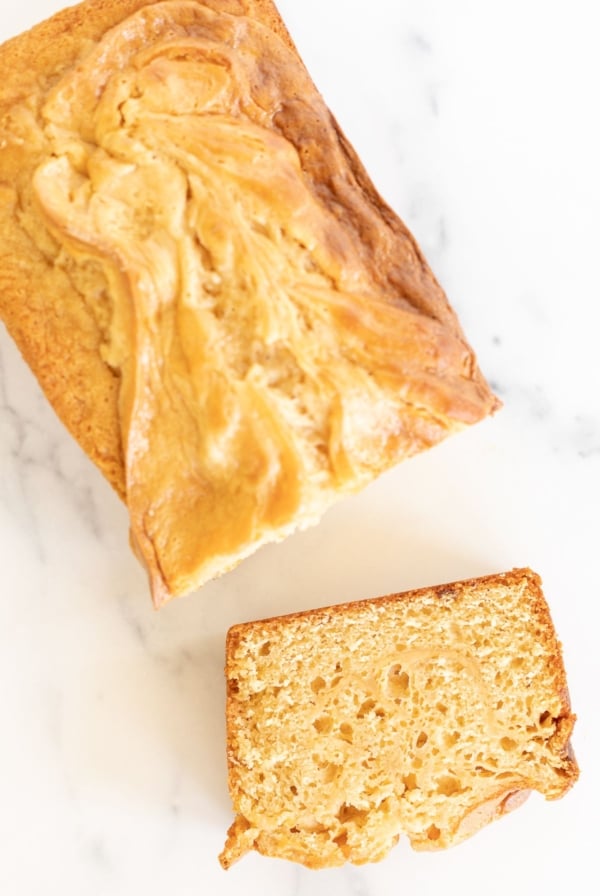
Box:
(0, 1), (497, 604)
(220, 569), (578, 868)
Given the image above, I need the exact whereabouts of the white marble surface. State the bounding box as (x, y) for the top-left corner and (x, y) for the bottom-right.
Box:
(1, 1), (598, 893)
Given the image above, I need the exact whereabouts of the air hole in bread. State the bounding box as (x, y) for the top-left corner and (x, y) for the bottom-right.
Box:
(357, 698), (376, 718)
(444, 731), (460, 748)
(313, 715), (333, 734)
(387, 665), (409, 697)
(403, 773), (417, 791)
(333, 831), (348, 849)
(336, 804), (368, 827)
(338, 723), (353, 744)
(310, 676), (326, 694)
(436, 775), (462, 797)
(323, 763), (340, 784)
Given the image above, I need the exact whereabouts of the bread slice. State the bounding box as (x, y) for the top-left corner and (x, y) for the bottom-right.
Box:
(0, 1), (498, 604)
(220, 569), (578, 869)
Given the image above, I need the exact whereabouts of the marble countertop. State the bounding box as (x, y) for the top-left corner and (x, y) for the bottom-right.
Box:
(1, 1), (598, 894)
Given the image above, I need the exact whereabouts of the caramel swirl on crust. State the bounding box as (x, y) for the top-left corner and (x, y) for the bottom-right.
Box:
(32, 2), (495, 602)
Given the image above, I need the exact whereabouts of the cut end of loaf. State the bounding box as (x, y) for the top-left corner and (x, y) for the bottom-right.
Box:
(220, 569), (578, 869)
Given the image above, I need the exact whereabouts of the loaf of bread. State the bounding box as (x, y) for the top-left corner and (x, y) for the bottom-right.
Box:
(220, 569), (578, 868)
(0, 1), (498, 604)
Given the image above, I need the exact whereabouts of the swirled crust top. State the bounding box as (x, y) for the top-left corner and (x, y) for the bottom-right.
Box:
(0, 1), (498, 604)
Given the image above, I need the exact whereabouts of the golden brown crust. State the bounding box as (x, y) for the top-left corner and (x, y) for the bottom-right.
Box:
(226, 568), (547, 640)
(0, 0), (296, 499)
(0, 2), (499, 601)
(222, 569), (578, 868)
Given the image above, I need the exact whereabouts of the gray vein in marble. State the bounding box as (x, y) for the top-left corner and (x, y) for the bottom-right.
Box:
(48, 439), (105, 542)
(88, 837), (112, 871)
(427, 84), (440, 117)
(115, 590), (223, 678)
(489, 377), (600, 461)
(0, 328), (124, 560)
(409, 31), (433, 54)
(0, 338), (47, 565)
(116, 591), (150, 650)
(485, 376), (600, 462)
(571, 414), (600, 460)
(526, 384), (553, 422)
